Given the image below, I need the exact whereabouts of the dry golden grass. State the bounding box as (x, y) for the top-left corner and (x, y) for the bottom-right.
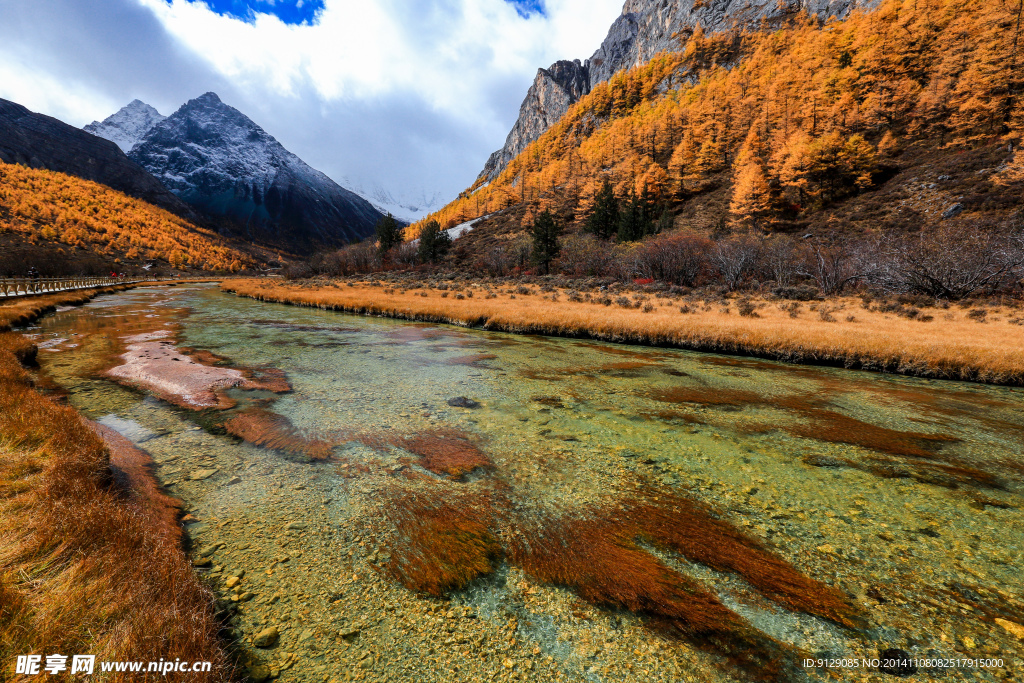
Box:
(224, 279), (1024, 385)
(0, 287), (232, 681)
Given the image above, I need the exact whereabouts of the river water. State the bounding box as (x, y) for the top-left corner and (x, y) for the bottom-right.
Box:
(23, 284), (1024, 682)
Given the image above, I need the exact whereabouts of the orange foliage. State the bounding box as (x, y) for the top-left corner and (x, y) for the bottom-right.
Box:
(0, 160), (252, 271)
(413, 0), (1024, 234)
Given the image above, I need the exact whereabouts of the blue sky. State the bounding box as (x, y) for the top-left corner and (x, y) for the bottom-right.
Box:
(175, 0), (326, 25)
(182, 0), (544, 25)
(508, 0), (546, 18)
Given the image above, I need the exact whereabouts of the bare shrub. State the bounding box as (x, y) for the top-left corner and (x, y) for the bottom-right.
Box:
(391, 241), (419, 267)
(634, 233), (712, 286)
(484, 237), (532, 276)
(737, 300), (760, 317)
(778, 301), (802, 317)
(558, 233), (613, 277)
(874, 223), (1024, 299)
(711, 235), (762, 291)
(758, 234), (801, 287)
(800, 233), (870, 295)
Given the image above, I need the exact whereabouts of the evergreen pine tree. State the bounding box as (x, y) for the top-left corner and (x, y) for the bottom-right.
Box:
(584, 179), (619, 239)
(616, 190), (657, 242)
(531, 210), (562, 273)
(417, 220), (451, 263)
(375, 213), (403, 257)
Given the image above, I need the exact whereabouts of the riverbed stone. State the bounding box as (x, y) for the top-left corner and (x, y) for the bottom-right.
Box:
(190, 468), (218, 480)
(447, 396), (480, 408)
(254, 626), (280, 648)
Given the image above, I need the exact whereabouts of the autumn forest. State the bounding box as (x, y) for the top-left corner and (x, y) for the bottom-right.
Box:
(414, 0), (1023, 244)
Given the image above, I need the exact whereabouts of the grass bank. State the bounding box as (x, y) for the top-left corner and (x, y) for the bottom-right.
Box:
(0, 283), (232, 681)
(223, 278), (1024, 385)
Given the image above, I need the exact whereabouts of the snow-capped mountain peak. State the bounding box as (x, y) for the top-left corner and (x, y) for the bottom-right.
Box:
(127, 92), (385, 249)
(83, 99), (165, 152)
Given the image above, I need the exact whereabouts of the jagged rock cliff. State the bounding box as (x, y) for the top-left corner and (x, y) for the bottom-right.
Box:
(0, 97), (196, 219)
(128, 92), (385, 250)
(478, 60), (590, 182)
(478, 0), (880, 182)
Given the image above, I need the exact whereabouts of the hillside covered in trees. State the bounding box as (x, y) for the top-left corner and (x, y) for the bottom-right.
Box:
(0, 160), (258, 276)
(408, 0), (1023, 266)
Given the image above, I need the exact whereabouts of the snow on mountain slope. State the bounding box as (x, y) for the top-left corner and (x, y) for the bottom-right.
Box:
(127, 92), (384, 250)
(83, 100), (165, 153)
(345, 181), (447, 223)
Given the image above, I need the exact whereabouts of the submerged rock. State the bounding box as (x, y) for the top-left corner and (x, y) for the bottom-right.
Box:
(447, 396), (481, 409)
(253, 626), (279, 648)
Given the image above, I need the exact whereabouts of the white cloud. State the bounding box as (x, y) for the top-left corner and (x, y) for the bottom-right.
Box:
(138, 0), (622, 119)
(0, 0), (624, 211)
(0, 56), (123, 125)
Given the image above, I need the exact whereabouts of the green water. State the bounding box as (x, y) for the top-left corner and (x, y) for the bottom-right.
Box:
(25, 285), (1024, 682)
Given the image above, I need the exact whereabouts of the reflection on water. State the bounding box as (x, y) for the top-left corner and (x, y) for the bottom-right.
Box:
(25, 285), (1024, 682)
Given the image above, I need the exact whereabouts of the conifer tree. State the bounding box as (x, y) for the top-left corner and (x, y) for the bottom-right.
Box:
(730, 158), (772, 230)
(417, 219), (451, 263)
(531, 210), (562, 273)
(584, 179), (619, 239)
(375, 213), (403, 257)
(617, 190), (657, 242)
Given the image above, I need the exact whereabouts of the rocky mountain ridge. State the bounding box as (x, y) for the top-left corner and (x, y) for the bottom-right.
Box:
(126, 92), (384, 250)
(84, 99), (166, 152)
(477, 0), (881, 182)
(0, 97), (196, 219)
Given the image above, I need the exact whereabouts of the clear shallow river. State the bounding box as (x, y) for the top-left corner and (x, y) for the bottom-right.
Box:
(23, 284), (1024, 682)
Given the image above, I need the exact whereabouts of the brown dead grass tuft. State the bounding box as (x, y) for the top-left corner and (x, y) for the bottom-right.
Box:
(0, 331), (230, 680)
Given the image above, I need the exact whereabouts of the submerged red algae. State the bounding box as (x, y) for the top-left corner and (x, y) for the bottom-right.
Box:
(505, 514), (793, 680)
(381, 490), (500, 596)
(618, 491), (864, 629)
(646, 383), (1012, 490)
(399, 430), (494, 479)
(224, 407), (334, 460)
(377, 475), (861, 680)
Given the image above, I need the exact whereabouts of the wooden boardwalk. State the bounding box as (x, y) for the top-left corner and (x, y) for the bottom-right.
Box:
(0, 277), (149, 299)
